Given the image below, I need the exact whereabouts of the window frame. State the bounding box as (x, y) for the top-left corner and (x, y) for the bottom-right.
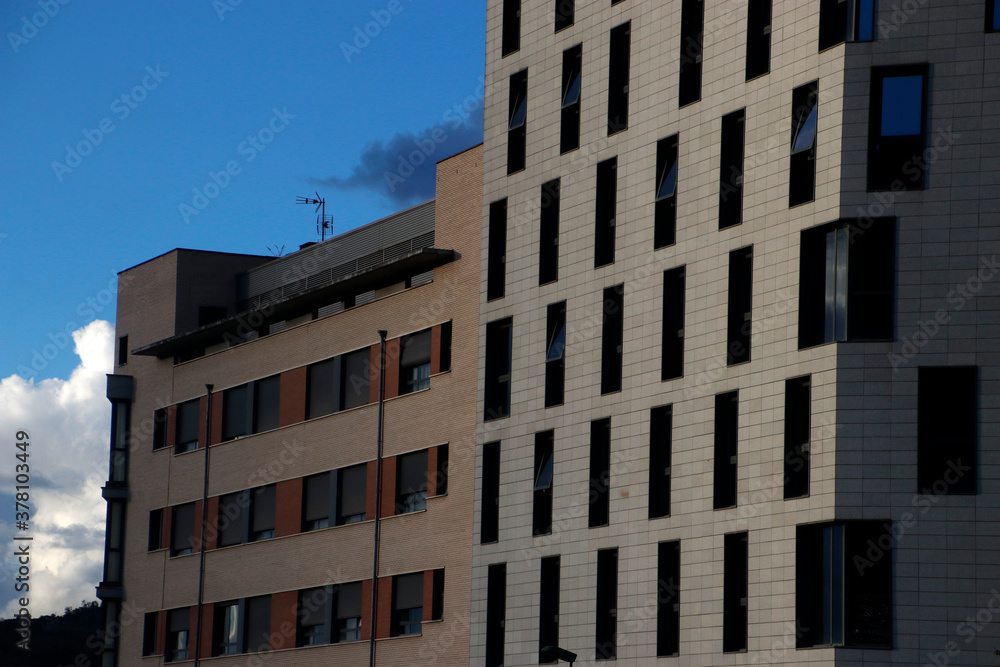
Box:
(727, 246), (753, 365)
(719, 109), (746, 229)
(648, 405), (672, 520)
(561, 45), (582, 153)
(508, 69), (528, 174)
(867, 64), (929, 192)
(918, 366), (977, 495)
(589, 418), (611, 528)
(487, 199), (508, 301)
(714, 391), (739, 510)
(539, 180), (561, 286)
(607, 22), (630, 135)
(784, 376), (811, 500)
(789, 81), (819, 207)
(399, 329), (432, 396)
(595, 548), (619, 660)
(722, 532), (748, 653)
(484, 318), (513, 421)
(657, 540), (681, 656)
(678, 0), (704, 107)
(481, 442), (501, 544)
(661, 267), (685, 380)
(654, 135), (679, 248)
(600, 284), (624, 394)
(533, 430), (554, 536)
(745, 0), (772, 80)
(174, 399), (200, 453)
(545, 301), (566, 407)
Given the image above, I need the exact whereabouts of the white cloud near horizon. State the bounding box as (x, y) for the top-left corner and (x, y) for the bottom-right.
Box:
(0, 320), (113, 618)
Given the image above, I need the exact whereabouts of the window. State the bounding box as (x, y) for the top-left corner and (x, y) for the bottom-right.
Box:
(595, 158), (618, 267)
(218, 491), (248, 547)
(439, 321), (452, 373)
(433, 444), (449, 497)
(431, 569), (445, 621)
(481, 442), (501, 544)
(555, 0), (574, 32)
(339, 464), (368, 523)
(661, 267), (685, 380)
(508, 70), (528, 174)
(303, 465), (367, 530)
(175, 399), (199, 453)
(396, 450), (428, 514)
(153, 408), (167, 450)
(561, 46), (582, 153)
(714, 391), (739, 510)
(796, 521), (891, 647)
(723, 532), (748, 652)
(502, 0), (519, 56)
(798, 218), (895, 347)
(302, 473), (331, 531)
(214, 602), (240, 655)
(222, 384), (249, 441)
(307, 349), (372, 417)
(719, 109), (746, 229)
(589, 418), (611, 528)
(784, 376), (811, 499)
(545, 302), (566, 407)
(298, 587), (330, 646)
(337, 582), (364, 642)
(657, 541), (680, 656)
(342, 348), (371, 410)
(170, 502), (195, 556)
(818, 0), (874, 50)
(595, 548), (618, 660)
(789, 81), (819, 206)
(166, 608), (190, 662)
(392, 573), (424, 636)
(533, 430), (554, 536)
(484, 318), (513, 421)
(118, 335), (128, 366)
(487, 199), (507, 301)
(250, 485), (275, 541)
(745, 0), (771, 80)
(601, 284), (624, 394)
(649, 405), (672, 519)
(655, 135), (679, 248)
(540, 180), (560, 285)
(399, 329), (432, 395)
(868, 65), (928, 191)
(539, 556), (560, 663)
(989, 0), (1000, 31)
(919, 367), (977, 494)
(253, 375), (280, 433)
(727, 246), (752, 365)
(486, 563), (506, 667)
(244, 596), (271, 652)
(148, 508), (163, 551)
(607, 22), (630, 134)
(678, 0), (704, 107)
(142, 612), (158, 656)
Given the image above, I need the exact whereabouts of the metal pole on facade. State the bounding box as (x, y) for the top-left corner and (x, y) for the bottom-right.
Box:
(193, 384), (213, 666)
(369, 331), (388, 667)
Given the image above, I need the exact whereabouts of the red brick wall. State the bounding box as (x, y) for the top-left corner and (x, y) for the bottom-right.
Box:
(197, 395), (208, 449)
(422, 570), (435, 622)
(188, 606), (200, 657)
(376, 575), (393, 639)
(275, 478), (302, 538)
(198, 602), (214, 659)
(165, 405), (176, 449)
(191, 500), (203, 551)
(365, 460), (378, 521)
(205, 496), (219, 550)
(161, 506), (172, 551)
(384, 338), (400, 400)
(209, 391), (223, 445)
(279, 367), (307, 426)
(156, 610), (166, 655)
(426, 447), (439, 497)
(380, 456), (397, 518)
(270, 590), (299, 650)
(430, 324), (442, 375)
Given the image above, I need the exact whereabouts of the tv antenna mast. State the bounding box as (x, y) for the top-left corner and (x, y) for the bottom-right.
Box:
(296, 192), (333, 241)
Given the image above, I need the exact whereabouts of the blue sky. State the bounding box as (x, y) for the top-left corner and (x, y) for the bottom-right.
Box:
(1, 0), (486, 382)
(0, 0), (485, 619)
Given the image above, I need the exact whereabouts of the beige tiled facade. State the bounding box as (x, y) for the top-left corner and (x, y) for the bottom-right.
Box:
(473, 1), (1000, 666)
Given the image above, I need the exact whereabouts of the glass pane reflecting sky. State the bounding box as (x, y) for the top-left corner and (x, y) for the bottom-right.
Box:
(881, 75), (922, 136)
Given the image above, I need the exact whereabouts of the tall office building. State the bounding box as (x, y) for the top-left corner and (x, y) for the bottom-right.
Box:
(473, 1), (1000, 665)
(96, 145), (482, 666)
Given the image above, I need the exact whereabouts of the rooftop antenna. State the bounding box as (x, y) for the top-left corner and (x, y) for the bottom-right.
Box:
(296, 192), (333, 241)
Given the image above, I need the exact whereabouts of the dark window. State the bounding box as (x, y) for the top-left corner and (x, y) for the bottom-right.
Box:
(561, 46), (582, 153)
(868, 64), (928, 191)
(719, 109), (745, 229)
(727, 246), (752, 365)
(338, 464), (368, 524)
(487, 199), (508, 301)
(607, 22), (630, 134)
(918, 367), (977, 494)
(485, 318), (513, 421)
(118, 335), (128, 366)
(784, 376), (811, 499)
(595, 158), (618, 267)
(306, 358), (338, 419)
(540, 180), (561, 285)
(662, 267), (685, 380)
(142, 612), (158, 656)
(342, 348), (371, 410)
(545, 302), (566, 407)
(249, 485), (275, 541)
(439, 321), (453, 373)
(253, 375), (280, 433)
(555, 0), (574, 32)
(789, 81), (819, 206)
(392, 573), (424, 637)
(655, 135), (679, 248)
(433, 444), (449, 496)
(502, 0), (519, 56)
(298, 586), (330, 646)
(153, 408), (167, 450)
(589, 418), (611, 528)
(302, 472), (331, 531)
(798, 218), (895, 347)
(170, 502), (195, 556)
(166, 608), (190, 662)
(508, 70), (528, 174)
(657, 540), (681, 656)
(723, 532), (748, 652)
(213, 602), (240, 656)
(678, 0), (704, 107)
(797, 521), (891, 647)
(148, 508), (163, 551)
(745, 0), (771, 80)
(539, 556), (560, 663)
(432, 569), (445, 621)
(533, 430), (554, 536)
(714, 391), (739, 510)
(399, 329), (432, 395)
(396, 450), (428, 514)
(818, 0), (875, 50)
(244, 596), (271, 652)
(222, 384), (249, 441)
(175, 399), (200, 453)
(990, 0), (1000, 31)
(486, 564), (506, 667)
(218, 491), (247, 547)
(481, 442), (501, 544)
(337, 582), (364, 642)
(595, 548), (618, 659)
(649, 405), (672, 519)
(601, 284), (624, 394)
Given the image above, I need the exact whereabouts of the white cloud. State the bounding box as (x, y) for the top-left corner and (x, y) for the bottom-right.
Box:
(0, 320), (113, 618)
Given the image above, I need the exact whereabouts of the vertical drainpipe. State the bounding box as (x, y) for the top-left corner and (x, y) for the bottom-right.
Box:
(193, 384), (213, 666)
(369, 330), (388, 667)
